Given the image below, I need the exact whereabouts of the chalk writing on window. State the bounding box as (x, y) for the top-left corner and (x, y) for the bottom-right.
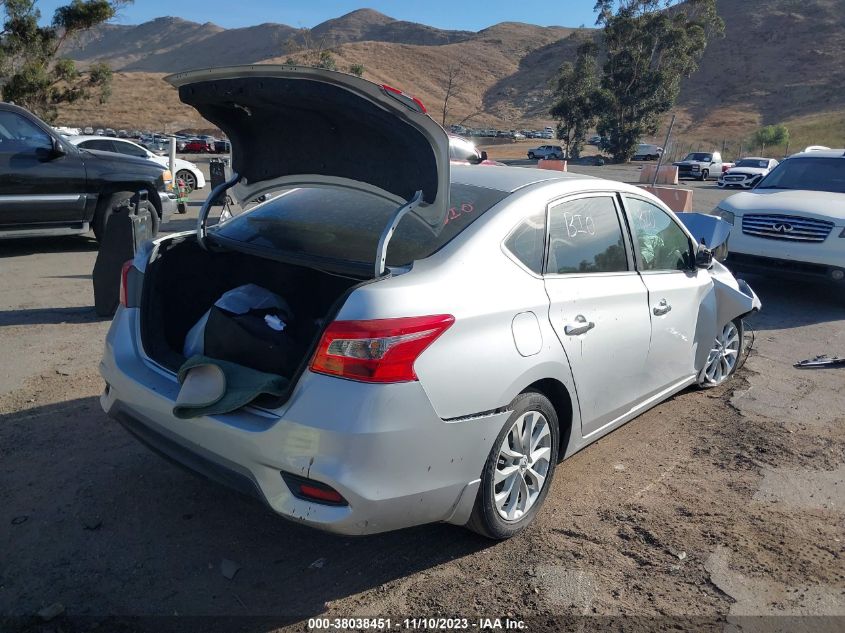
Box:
(563, 212), (596, 238)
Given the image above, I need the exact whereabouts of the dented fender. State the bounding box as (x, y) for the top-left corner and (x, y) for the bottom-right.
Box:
(710, 260), (762, 326)
(693, 260), (761, 372)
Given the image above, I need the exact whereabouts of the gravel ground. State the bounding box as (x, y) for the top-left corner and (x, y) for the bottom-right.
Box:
(1, 163), (843, 633)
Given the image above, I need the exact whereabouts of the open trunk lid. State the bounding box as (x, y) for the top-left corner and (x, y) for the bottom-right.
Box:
(165, 66), (450, 233)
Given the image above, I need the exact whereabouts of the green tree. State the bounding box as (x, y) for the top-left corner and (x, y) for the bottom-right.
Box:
(348, 63), (364, 77)
(550, 40), (600, 159)
(0, 0), (129, 121)
(751, 124), (789, 155)
(316, 50), (337, 71)
(592, 0), (724, 162)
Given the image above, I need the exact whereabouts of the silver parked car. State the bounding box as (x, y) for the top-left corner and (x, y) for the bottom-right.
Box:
(527, 145), (565, 160)
(100, 67), (760, 539)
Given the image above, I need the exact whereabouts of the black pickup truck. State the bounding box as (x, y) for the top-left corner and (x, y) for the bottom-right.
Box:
(0, 102), (178, 241)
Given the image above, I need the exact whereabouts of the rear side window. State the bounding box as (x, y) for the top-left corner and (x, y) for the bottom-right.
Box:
(115, 141), (148, 158)
(80, 139), (116, 152)
(546, 196), (628, 275)
(212, 183), (508, 267)
(504, 211), (546, 274)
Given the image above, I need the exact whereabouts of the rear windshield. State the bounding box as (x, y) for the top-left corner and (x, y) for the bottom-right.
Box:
(756, 157), (845, 194)
(211, 183), (508, 268)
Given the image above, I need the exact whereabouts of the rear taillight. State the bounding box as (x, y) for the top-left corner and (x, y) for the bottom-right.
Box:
(119, 259), (134, 307)
(310, 315), (454, 383)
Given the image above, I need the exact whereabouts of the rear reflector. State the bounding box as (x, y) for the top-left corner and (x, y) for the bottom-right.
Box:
(119, 259), (134, 308)
(282, 473), (347, 506)
(310, 315), (454, 383)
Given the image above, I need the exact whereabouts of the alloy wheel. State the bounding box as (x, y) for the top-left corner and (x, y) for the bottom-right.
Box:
(493, 410), (552, 521)
(704, 321), (740, 385)
(176, 170), (197, 193)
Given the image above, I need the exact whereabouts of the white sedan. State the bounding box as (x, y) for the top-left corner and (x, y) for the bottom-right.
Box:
(67, 135), (206, 193)
(718, 157), (778, 189)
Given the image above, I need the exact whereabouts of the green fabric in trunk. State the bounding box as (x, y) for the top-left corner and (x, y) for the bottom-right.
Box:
(173, 355), (288, 419)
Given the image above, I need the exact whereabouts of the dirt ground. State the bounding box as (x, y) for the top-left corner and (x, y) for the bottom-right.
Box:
(1, 163), (843, 633)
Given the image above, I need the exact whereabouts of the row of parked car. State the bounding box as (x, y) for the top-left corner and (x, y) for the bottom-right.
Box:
(54, 126), (231, 155)
(451, 125), (556, 140)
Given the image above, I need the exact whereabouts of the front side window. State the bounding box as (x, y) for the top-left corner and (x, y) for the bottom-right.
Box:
(625, 197), (693, 272)
(0, 111), (52, 152)
(546, 196), (628, 275)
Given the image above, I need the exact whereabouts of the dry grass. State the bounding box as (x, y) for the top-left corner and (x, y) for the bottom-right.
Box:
(58, 72), (203, 130)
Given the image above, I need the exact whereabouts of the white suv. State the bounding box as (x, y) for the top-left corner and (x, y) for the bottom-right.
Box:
(712, 150), (845, 284)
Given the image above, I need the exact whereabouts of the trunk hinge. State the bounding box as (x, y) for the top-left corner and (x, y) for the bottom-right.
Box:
(375, 190), (423, 277)
(197, 171), (240, 250)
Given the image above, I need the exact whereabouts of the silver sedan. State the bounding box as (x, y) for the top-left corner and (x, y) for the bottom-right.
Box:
(100, 67), (760, 539)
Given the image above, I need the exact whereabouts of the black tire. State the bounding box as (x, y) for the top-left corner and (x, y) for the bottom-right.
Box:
(699, 169), (709, 181)
(528, 152), (535, 160)
(466, 391), (559, 539)
(93, 191), (159, 243)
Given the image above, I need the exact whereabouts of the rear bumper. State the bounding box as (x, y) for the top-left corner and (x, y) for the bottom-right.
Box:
(726, 252), (845, 283)
(99, 307), (504, 535)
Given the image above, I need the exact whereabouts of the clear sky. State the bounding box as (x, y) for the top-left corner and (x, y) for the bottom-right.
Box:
(34, 0), (603, 30)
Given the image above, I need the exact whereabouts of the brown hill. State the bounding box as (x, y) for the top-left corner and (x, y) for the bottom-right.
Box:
(64, 8), (475, 73)
(57, 1), (845, 150)
(64, 17), (224, 70)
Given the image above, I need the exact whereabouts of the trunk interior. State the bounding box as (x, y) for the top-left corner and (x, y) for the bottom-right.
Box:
(140, 235), (363, 389)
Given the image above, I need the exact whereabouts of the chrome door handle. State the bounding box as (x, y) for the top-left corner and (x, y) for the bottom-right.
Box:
(564, 314), (595, 336)
(653, 299), (672, 316)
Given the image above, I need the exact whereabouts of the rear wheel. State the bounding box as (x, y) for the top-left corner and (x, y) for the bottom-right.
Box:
(700, 318), (743, 387)
(528, 152), (535, 160)
(176, 169), (197, 194)
(466, 391), (559, 539)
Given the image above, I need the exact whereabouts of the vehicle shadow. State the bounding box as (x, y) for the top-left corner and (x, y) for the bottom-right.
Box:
(0, 397), (492, 623)
(737, 273), (844, 330)
(0, 235), (98, 257)
(0, 306), (107, 326)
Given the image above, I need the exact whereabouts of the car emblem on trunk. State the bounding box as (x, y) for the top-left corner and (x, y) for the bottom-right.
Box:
(773, 222), (794, 233)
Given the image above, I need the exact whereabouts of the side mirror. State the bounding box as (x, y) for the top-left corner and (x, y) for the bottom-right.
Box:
(695, 247), (714, 269)
(50, 137), (66, 158)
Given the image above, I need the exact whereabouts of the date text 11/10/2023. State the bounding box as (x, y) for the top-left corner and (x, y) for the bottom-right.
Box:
(307, 617), (528, 630)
